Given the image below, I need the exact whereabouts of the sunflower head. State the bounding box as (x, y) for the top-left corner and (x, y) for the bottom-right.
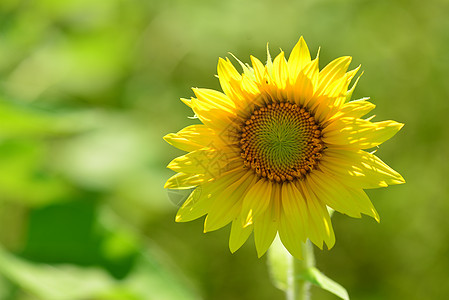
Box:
(164, 37), (404, 259)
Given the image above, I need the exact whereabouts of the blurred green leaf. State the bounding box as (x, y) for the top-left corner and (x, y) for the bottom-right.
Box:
(98, 205), (201, 300)
(0, 140), (70, 206)
(0, 246), (116, 300)
(16, 199), (200, 300)
(117, 250), (200, 300)
(302, 268), (349, 300)
(0, 274), (13, 299)
(0, 244), (201, 300)
(0, 100), (79, 138)
(50, 113), (154, 190)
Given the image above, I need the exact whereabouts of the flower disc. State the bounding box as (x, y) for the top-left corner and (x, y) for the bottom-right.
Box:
(240, 102), (323, 182)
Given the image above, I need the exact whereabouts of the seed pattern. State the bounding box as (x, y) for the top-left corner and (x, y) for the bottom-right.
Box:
(240, 102), (324, 182)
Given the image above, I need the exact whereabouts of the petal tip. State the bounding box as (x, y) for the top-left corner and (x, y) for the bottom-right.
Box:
(166, 160), (175, 170)
(326, 242), (335, 250)
(191, 87), (199, 95)
(162, 133), (173, 143)
(180, 97), (192, 108)
(175, 214), (182, 222)
(229, 243), (238, 254)
(256, 249), (267, 258)
(164, 181), (171, 189)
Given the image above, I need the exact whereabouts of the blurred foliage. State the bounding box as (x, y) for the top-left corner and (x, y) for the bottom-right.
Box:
(0, 0), (448, 299)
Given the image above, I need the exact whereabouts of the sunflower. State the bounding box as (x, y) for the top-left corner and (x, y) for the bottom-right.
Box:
(164, 37), (404, 259)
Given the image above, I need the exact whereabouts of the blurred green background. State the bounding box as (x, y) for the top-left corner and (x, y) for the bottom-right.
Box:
(0, 0), (448, 299)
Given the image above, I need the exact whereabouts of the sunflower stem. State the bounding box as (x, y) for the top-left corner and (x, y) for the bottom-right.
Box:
(286, 240), (315, 300)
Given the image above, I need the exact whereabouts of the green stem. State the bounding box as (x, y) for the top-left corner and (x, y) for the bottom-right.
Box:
(286, 241), (315, 300)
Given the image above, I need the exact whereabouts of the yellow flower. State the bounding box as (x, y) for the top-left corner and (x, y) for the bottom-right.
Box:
(164, 37), (404, 259)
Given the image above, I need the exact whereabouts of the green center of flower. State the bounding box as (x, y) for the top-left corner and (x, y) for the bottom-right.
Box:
(240, 102), (324, 182)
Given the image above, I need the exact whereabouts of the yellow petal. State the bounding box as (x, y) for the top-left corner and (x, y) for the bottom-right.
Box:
(253, 196), (278, 258)
(180, 97), (192, 108)
(281, 182), (308, 240)
(315, 67), (360, 118)
(322, 65), (360, 105)
(288, 36), (311, 82)
(240, 73), (259, 96)
(190, 96), (237, 132)
(217, 57), (243, 101)
(309, 94), (339, 124)
(240, 179), (273, 227)
(346, 70), (364, 102)
(307, 171), (362, 218)
(344, 65), (361, 86)
(329, 99), (375, 121)
(278, 182), (309, 259)
(238, 74), (264, 116)
(326, 65), (361, 112)
(272, 51), (289, 90)
(297, 181), (335, 250)
(322, 118), (404, 149)
(192, 88), (235, 113)
(175, 188), (206, 222)
(229, 217), (253, 253)
(204, 171), (256, 232)
(319, 149), (405, 188)
(250, 55), (266, 85)
(164, 172), (209, 189)
(266, 43), (273, 75)
(163, 125), (215, 152)
(278, 213), (303, 260)
(299, 58), (320, 108)
(311, 64), (360, 123)
(308, 170), (380, 222)
(316, 56), (352, 94)
(175, 169), (244, 222)
(291, 67), (315, 107)
(167, 147), (239, 176)
(348, 188), (380, 222)
(228, 52), (254, 79)
(167, 149), (212, 174)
